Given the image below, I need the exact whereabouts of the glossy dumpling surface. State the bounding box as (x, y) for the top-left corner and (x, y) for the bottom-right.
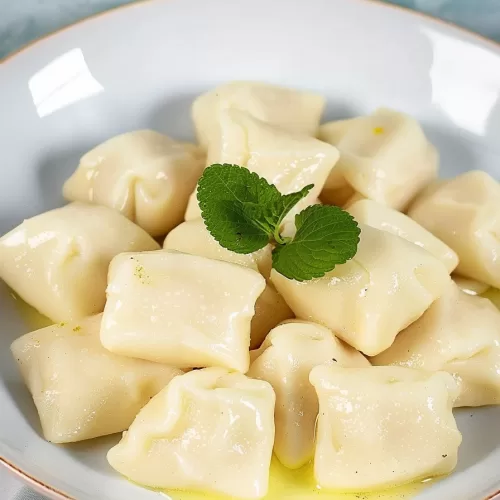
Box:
(63, 130), (205, 237)
(101, 251), (266, 372)
(347, 199), (458, 272)
(249, 284), (294, 350)
(310, 365), (461, 490)
(271, 224), (451, 356)
(164, 218), (272, 278)
(107, 368), (275, 499)
(10, 315), (182, 443)
(452, 275), (489, 296)
(184, 109), (339, 222)
(319, 108), (438, 210)
(163, 219), (291, 349)
(408, 170), (500, 288)
(372, 281), (500, 407)
(192, 81), (325, 149)
(0, 202), (159, 322)
(248, 321), (369, 469)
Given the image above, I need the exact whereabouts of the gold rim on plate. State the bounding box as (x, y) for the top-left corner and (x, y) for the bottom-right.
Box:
(0, 1), (499, 499)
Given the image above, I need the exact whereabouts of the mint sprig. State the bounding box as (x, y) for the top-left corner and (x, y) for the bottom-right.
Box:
(197, 164), (360, 281)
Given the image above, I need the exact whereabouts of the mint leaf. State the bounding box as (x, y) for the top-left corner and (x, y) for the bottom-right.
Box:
(197, 164), (312, 253)
(197, 164), (360, 281)
(273, 187), (313, 243)
(272, 204), (360, 281)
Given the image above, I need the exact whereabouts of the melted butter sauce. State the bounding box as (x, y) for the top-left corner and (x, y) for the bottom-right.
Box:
(158, 457), (429, 500)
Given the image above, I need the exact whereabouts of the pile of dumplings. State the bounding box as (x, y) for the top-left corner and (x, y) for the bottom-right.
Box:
(2, 81), (500, 499)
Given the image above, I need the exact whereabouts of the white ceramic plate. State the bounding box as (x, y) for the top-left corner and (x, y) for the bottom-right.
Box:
(1, 0), (500, 499)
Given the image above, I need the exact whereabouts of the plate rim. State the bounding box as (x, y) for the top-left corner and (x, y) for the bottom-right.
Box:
(1, 0), (500, 66)
(0, 0), (499, 499)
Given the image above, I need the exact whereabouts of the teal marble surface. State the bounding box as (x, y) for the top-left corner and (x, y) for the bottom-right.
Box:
(1, 0), (499, 59)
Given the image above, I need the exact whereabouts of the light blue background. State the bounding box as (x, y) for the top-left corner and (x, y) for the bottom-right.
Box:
(1, 0), (500, 59)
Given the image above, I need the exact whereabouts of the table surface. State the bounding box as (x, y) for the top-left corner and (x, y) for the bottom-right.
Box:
(1, 0), (500, 498)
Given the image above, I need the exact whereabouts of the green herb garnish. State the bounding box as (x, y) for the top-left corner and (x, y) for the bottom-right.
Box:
(197, 164), (360, 281)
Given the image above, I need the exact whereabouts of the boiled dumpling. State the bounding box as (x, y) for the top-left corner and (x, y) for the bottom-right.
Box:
(318, 108), (438, 210)
(310, 365), (461, 490)
(101, 251), (266, 372)
(271, 224), (451, 356)
(452, 275), (489, 296)
(408, 171), (500, 288)
(347, 199), (458, 272)
(164, 218), (272, 278)
(107, 368), (275, 499)
(0, 202), (159, 322)
(192, 81), (325, 149)
(248, 321), (369, 469)
(249, 285), (294, 350)
(184, 109), (339, 222)
(372, 281), (500, 407)
(163, 219), (292, 349)
(317, 117), (358, 205)
(62, 130), (204, 237)
(342, 191), (366, 209)
(11, 315), (182, 443)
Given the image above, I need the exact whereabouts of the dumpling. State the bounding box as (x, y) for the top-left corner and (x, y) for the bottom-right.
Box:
(408, 171), (500, 288)
(163, 219), (292, 349)
(184, 109), (339, 222)
(107, 368), (275, 499)
(318, 118), (358, 206)
(192, 81), (325, 149)
(341, 191), (366, 209)
(452, 275), (489, 296)
(347, 199), (458, 272)
(0, 202), (159, 322)
(11, 315), (182, 443)
(271, 224), (451, 356)
(249, 285), (294, 350)
(372, 281), (500, 407)
(63, 130), (205, 237)
(483, 287), (500, 310)
(318, 108), (438, 210)
(101, 251), (266, 372)
(164, 218), (272, 278)
(247, 321), (369, 469)
(310, 365), (461, 490)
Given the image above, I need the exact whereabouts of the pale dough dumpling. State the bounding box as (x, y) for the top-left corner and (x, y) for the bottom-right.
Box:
(452, 275), (489, 296)
(248, 321), (369, 469)
(0, 202), (159, 322)
(408, 171), (500, 288)
(163, 219), (292, 349)
(250, 285), (294, 350)
(318, 118), (358, 206)
(11, 315), (182, 443)
(192, 81), (325, 149)
(271, 224), (451, 356)
(184, 109), (339, 222)
(164, 218), (272, 278)
(318, 108), (438, 210)
(310, 365), (461, 490)
(347, 199), (458, 272)
(101, 251), (266, 372)
(372, 282), (500, 407)
(107, 368), (275, 499)
(63, 130), (205, 237)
